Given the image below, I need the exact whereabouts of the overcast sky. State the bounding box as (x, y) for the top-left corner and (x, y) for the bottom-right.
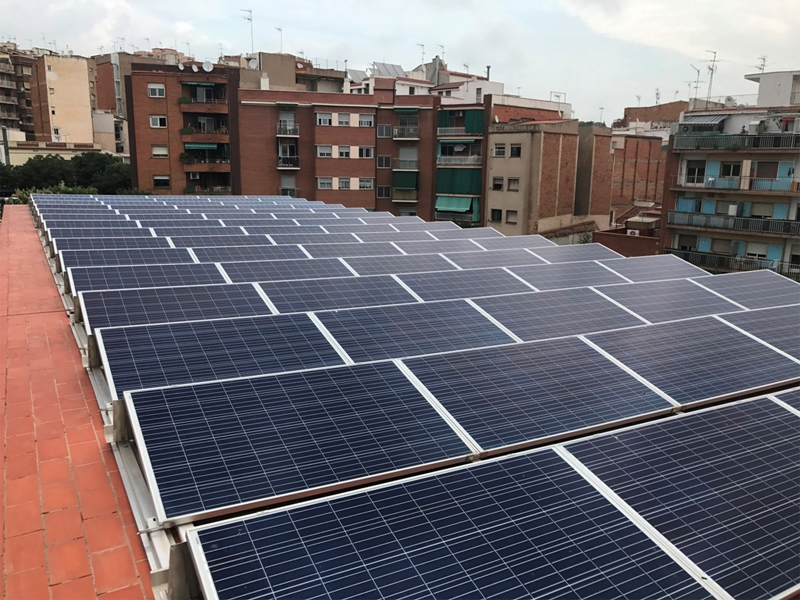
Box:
(3, 0), (798, 121)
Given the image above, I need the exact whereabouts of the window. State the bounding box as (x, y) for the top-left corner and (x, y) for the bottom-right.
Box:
(377, 124), (392, 138)
(47, 65), (52, 72)
(398, 209), (417, 216)
(377, 186), (391, 199)
(475, 87), (482, 103)
(147, 83), (166, 98)
(711, 239), (732, 254)
(490, 209), (502, 222)
(153, 175), (170, 188)
(746, 242), (768, 259)
(317, 145), (333, 158)
(677, 234), (697, 251)
(358, 114), (374, 127)
(751, 203), (773, 218)
(492, 176), (503, 191)
(338, 146), (350, 158)
(505, 210), (518, 224)
(715, 201), (736, 216)
(338, 113), (350, 126)
(358, 147), (374, 159)
(338, 178), (350, 190)
(494, 144), (506, 157)
(409, 86), (416, 95)
(720, 162), (741, 178)
(508, 178), (520, 191)
(510, 144), (521, 157)
(611, 140), (618, 149)
(48, 87), (54, 95)
(359, 178), (374, 189)
(89, 81), (95, 89)
(445, 90), (451, 97)
(52, 127), (59, 137)
(685, 160), (705, 184)
(151, 145), (168, 158)
(88, 67), (94, 75)
(782, 117), (795, 133)
(317, 177), (333, 189)
(377, 155), (392, 169)
(50, 106), (56, 115)
(316, 112), (332, 126)
(755, 161), (778, 179)
(150, 115), (167, 128)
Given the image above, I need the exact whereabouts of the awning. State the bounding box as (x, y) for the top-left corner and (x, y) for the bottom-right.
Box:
(435, 196), (473, 212)
(181, 81), (216, 86)
(680, 114), (728, 124)
(184, 142), (218, 150)
(277, 102), (299, 108)
(392, 171), (418, 190)
(440, 139), (476, 144)
(393, 107), (419, 114)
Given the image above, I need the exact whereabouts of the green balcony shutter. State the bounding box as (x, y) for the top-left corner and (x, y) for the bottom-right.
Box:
(697, 237), (712, 253)
(392, 171), (418, 190)
(465, 109), (484, 134)
(740, 202), (751, 217)
(766, 244), (783, 261)
(471, 197), (480, 222)
(700, 199), (715, 214)
(435, 196), (473, 212)
(772, 203), (789, 220)
(438, 110), (449, 128)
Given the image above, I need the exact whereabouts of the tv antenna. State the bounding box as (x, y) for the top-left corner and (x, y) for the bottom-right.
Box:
(116, 37), (125, 53)
(599, 107), (604, 123)
(702, 50), (725, 102)
(241, 8), (254, 54)
(674, 90), (680, 101)
(437, 44), (444, 60)
(144, 37), (150, 50)
(689, 64), (704, 99)
(416, 43), (424, 63)
(97, 45), (104, 53)
(655, 88), (660, 104)
(752, 55), (769, 73)
(218, 43), (224, 57)
(275, 27), (282, 53)
(463, 62), (469, 74)
(183, 41), (191, 58)
(635, 94), (641, 107)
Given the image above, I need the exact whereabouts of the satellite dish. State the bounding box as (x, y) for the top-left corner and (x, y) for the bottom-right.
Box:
(248, 58), (258, 69)
(178, 63), (185, 70)
(191, 64), (199, 72)
(202, 61), (213, 72)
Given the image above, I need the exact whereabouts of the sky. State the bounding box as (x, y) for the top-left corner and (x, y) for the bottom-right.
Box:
(2, 0), (798, 122)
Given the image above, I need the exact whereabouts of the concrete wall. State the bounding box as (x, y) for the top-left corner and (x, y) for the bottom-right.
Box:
(32, 55), (94, 143)
(91, 110), (116, 153)
(750, 71), (800, 107)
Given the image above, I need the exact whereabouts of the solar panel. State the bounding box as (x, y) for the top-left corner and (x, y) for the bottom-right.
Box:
(430, 227), (504, 240)
(352, 231), (436, 243)
(600, 254), (708, 282)
(128, 362), (473, 522)
(442, 248), (546, 270)
(691, 270), (800, 309)
(269, 233), (359, 245)
(474, 287), (647, 341)
(398, 268), (534, 301)
(774, 388), (800, 411)
(343, 254), (455, 276)
(302, 242), (403, 259)
(190, 245), (307, 263)
(405, 338), (674, 452)
(221, 258), (353, 283)
(151, 226), (244, 237)
(239, 225), (326, 235)
(471, 234), (557, 251)
(391, 221), (460, 231)
(395, 239), (484, 255)
(284, 218), (367, 226)
(193, 449), (710, 600)
(317, 301), (514, 362)
(321, 223), (398, 233)
(595, 279), (743, 323)
(97, 314), (344, 399)
(47, 227), (155, 239)
(567, 398), (800, 600)
(59, 248), (194, 270)
(529, 243), (622, 263)
(168, 234), (272, 248)
(68, 263), (227, 294)
(53, 237), (171, 252)
(46, 219), (141, 230)
(508, 261), (629, 290)
(259, 275), (417, 313)
(718, 305), (800, 359)
(586, 317), (800, 406)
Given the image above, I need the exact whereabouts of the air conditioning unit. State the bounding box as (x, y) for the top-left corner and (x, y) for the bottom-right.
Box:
(189, 172), (200, 180)
(627, 229), (640, 236)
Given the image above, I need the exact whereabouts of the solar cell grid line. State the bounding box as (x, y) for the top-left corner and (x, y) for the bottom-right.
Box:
(198, 218), (295, 227)
(46, 228), (158, 240)
(59, 248), (195, 271)
(441, 248), (547, 270)
(190, 244), (308, 264)
(565, 398), (800, 600)
(593, 279), (745, 324)
(599, 254), (708, 282)
(403, 338), (676, 455)
(342, 254), (457, 276)
(189, 448), (712, 600)
(391, 221), (461, 231)
(397, 268), (535, 301)
(350, 230), (437, 243)
(45, 219), (141, 228)
(716, 305), (800, 360)
(52, 237), (172, 253)
(80, 282), (274, 333)
(316, 300), (516, 363)
(285, 218), (370, 226)
(473, 287), (648, 342)
(525, 243), (623, 263)
(220, 257), (354, 283)
(126, 361), (475, 524)
(315, 223), (398, 233)
(394, 239), (485, 255)
(258, 275), (419, 313)
(168, 234), (273, 248)
(231, 225), (327, 235)
(470, 234), (558, 251)
(586, 317), (800, 407)
(268, 232), (360, 245)
(429, 227), (505, 240)
(508, 260), (630, 290)
(301, 242), (404, 259)
(96, 313), (345, 401)
(150, 226), (242, 238)
(772, 388), (800, 412)
(690, 270), (800, 310)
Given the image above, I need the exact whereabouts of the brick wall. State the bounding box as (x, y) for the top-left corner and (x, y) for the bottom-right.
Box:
(622, 101), (687, 126)
(590, 133), (612, 215)
(492, 105), (563, 123)
(537, 132), (578, 219)
(95, 62), (116, 112)
(611, 136), (666, 210)
(593, 230), (661, 256)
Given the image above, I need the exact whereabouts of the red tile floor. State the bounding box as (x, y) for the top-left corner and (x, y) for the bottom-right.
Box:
(1, 207), (152, 599)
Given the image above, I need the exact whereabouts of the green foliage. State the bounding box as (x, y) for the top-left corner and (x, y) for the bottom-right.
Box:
(179, 152), (195, 164)
(1, 162), (18, 191)
(14, 154), (76, 189)
(71, 152), (118, 187)
(10, 152), (133, 197)
(93, 162), (132, 194)
(578, 232), (593, 244)
(116, 188), (149, 195)
(8, 184), (98, 205)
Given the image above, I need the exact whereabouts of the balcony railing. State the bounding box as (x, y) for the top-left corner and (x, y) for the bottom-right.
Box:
(437, 155), (482, 165)
(435, 211), (479, 225)
(277, 156), (300, 168)
(688, 94), (758, 110)
(395, 159), (419, 170)
(437, 127), (467, 136)
(279, 188), (299, 197)
(673, 175), (800, 193)
(666, 248), (800, 281)
(393, 126), (419, 139)
(184, 186), (232, 194)
(0, 78), (14, 89)
(277, 122), (299, 135)
(673, 133), (800, 151)
(0, 95), (18, 105)
(667, 211), (800, 236)
(180, 126), (228, 135)
(791, 91), (800, 106)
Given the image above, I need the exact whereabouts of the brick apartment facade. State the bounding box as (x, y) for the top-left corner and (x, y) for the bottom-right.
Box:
(611, 134), (667, 218)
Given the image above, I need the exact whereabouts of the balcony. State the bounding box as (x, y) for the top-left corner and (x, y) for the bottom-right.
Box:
(0, 78), (14, 89)
(180, 127), (229, 144)
(674, 133), (800, 151)
(437, 127), (467, 136)
(667, 211), (800, 237)
(0, 63), (13, 73)
(393, 126), (419, 139)
(277, 156), (300, 169)
(277, 121), (299, 136)
(437, 155), (482, 166)
(666, 248), (799, 281)
(394, 159), (419, 170)
(179, 98), (228, 113)
(687, 94), (758, 111)
(279, 188), (300, 198)
(184, 185), (232, 194)
(672, 175), (800, 194)
(182, 159), (231, 173)
(0, 95), (18, 105)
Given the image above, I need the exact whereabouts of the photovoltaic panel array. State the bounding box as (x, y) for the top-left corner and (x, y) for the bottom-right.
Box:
(168, 234), (269, 248)
(220, 257), (353, 283)
(691, 269), (800, 309)
(190, 245), (307, 263)
(600, 254), (709, 282)
(394, 239), (484, 255)
(471, 234), (556, 250)
(53, 237), (172, 252)
(48, 227), (156, 239)
(397, 268), (534, 301)
(717, 305), (800, 359)
(431, 227), (504, 240)
(508, 261), (629, 290)
(351, 230), (436, 243)
(774, 388), (800, 411)
(68, 263), (227, 294)
(442, 248), (545, 269)
(343, 254), (455, 276)
(301, 242), (403, 259)
(60, 248), (195, 270)
(528, 243), (621, 263)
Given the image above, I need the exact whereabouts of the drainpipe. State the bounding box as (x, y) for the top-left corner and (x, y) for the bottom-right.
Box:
(1, 126), (10, 165)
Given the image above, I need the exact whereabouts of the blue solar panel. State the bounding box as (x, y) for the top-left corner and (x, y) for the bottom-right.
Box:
(221, 258), (353, 283)
(508, 261), (629, 290)
(398, 268), (534, 301)
(151, 226), (240, 237)
(270, 233), (359, 245)
(431, 227), (504, 240)
(98, 314), (344, 399)
(395, 239), (484, 255)
(474, 287), (646, 341)
(530, 243), (622, 263)
(46, 219), (141, 229)
(774, 388), (800, 411)
(391, 221), (460, 231)
(259, 275), (417, 313)
(718, 305), (800, 359)
(68, 263), (227, 294)
(405, 338), (674, 452)
(129, 362), (472, 521)
(321, 223), (398, 233)
(60, 248), (195, 270)
(302, 242), (403, 259)
(317, 301), (514, 362)
(169, 234), (272, 248)
(47, 227), (155, 239)
(600, 254), (708, 282)
(471, 234), (557, 251)
(443, 248), (546, 270)
(194, 449), (710, 600)
(53, 237), (171, 252)
(190, 245), (307, 263)
(568, 398), (800, 600)
(587, 317), (800, 406)
(352, 231), (436, 243)
(239, 225), (326, 235)
(343, 254), (455, 276)
(691, 270), (800, 309)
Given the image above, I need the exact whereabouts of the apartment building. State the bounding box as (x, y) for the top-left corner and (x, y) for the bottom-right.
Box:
(30, 54), (96, 143)
(662, 69), (800, 278)
(609, 133), (667, 219)
(0, 43), (38, 139)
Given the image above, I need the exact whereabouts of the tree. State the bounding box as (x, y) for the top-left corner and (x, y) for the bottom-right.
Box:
(14, 154), (75, 189)
(71, 152), (118, 187)
(93, 161), (133, 194)
(0, 162), (17, 192)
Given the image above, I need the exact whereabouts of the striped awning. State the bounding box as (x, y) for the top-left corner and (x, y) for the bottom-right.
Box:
(680, 114), (728, 124)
